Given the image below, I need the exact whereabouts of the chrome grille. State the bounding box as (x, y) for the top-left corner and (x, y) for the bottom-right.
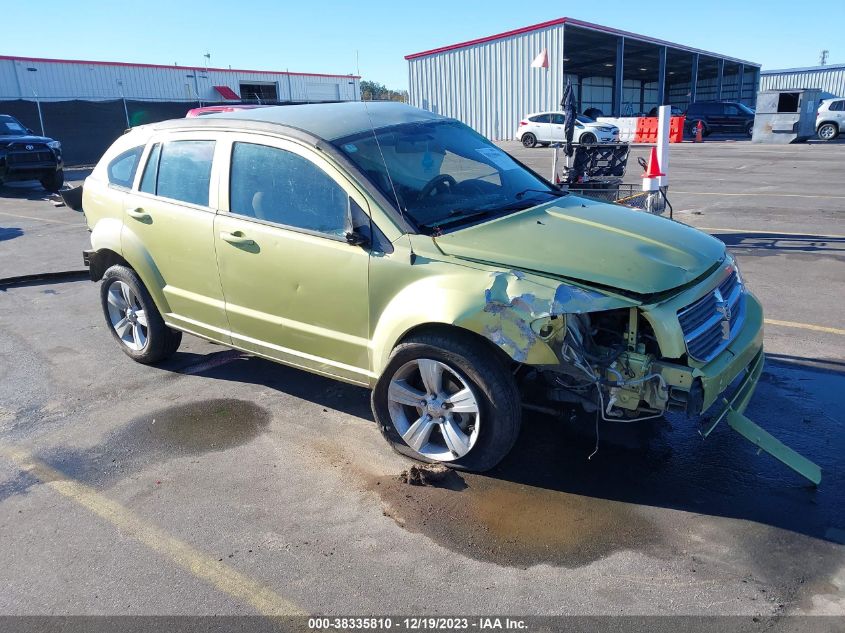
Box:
(677, 269), (745, 362)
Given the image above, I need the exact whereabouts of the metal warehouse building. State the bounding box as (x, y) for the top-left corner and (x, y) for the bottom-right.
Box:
(406, 17), (760, 140)
(0, 55), (360, 163)
(760, 64), (845, 99)
(0, 55), (360, 104)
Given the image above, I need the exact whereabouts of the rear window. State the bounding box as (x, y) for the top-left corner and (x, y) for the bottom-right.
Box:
(140, 140), (215, 207)
(107, 146), (144, 188)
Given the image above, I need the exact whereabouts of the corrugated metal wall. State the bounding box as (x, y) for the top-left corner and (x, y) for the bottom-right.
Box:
(408, 24), (565, 140)
(0, 57), (360, 103)
(760, 66), (845, 98)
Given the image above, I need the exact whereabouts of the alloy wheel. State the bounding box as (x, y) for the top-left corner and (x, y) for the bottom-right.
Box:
(106, 280), (149, 351)
(386, 358), (480, 461)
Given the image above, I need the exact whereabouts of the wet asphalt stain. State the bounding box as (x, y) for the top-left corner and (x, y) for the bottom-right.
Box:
(42, 399), (271, 487)
(369, 360), (844, 582)
(371, 470), (660, 569)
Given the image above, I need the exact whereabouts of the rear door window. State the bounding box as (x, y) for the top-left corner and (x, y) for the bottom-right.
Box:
(832, 100), (845, 112)
(139, 143), (161, 194)
(529, 114), (552, 123)
(144, 140), (215, 206)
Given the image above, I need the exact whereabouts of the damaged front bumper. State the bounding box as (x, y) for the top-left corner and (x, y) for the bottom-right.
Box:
(656, 294), (821, 485)
(702, 349), (821, 485)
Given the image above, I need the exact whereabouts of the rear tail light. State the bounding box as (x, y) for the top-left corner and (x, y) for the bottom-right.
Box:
(519, 120), (527, 126)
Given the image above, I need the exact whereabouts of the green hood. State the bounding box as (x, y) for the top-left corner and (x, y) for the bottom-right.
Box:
(433, 197), (725, 295)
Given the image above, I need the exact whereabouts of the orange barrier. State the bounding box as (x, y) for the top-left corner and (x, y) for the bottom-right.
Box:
(634, 116), (685, 143)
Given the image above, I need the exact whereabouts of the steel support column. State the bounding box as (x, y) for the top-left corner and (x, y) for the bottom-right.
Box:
(613, 37), (624, 117)
(657, 46), (667, 105)
(737, 63), (745, 104)
(690, 53), (699, 105)
(716, 58), (725, 100)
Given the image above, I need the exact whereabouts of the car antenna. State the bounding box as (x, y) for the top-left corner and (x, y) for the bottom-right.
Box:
(357, 51), (416, 264)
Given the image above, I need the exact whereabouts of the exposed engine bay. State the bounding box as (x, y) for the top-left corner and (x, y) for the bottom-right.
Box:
(521, 308), (698, 423)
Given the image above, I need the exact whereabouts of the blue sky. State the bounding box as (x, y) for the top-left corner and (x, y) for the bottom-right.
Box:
(5, 0), (841, 89)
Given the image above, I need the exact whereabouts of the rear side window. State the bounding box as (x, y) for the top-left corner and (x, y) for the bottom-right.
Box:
(107, 146), (143, 188)
(141, 140), (215, 206)
(529, 114), (551, 123)
(229, 142), (348, 237)
(831, 100), (845, 112)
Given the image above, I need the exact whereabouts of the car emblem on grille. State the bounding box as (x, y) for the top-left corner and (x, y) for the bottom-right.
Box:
(714, 289), (732, 339)
(25, 144), (34, 151)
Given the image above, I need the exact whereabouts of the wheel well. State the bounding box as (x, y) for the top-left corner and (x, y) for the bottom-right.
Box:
(89, 249), (131, 281)
(818, 120), (839, 130)
(396, 323), (516, 370)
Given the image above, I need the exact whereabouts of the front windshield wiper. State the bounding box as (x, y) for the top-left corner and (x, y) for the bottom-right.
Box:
(514, 188), (567, 200)
(422, 209), (496, 231)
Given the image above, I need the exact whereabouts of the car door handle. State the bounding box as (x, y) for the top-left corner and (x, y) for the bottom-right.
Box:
(220, 231), (255, 246)
(126, 207), (151, 220)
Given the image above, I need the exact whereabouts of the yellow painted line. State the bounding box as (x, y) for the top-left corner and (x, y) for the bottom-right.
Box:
(0, 446), (306, 616)
(698, 227), (845, 239)
(673, 190), (845, 200)
(0, 210), (80, 226)
(764, 319), (845, 336)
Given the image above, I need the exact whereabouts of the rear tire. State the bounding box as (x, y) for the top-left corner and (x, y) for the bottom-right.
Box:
(817, 123), (839, 141)
(100, 265), (181, 364)
(372, 331), (521, 472)
(521, 133), (537, 148)
(40, 169), (64, 193)
(745, 122), (754, 138)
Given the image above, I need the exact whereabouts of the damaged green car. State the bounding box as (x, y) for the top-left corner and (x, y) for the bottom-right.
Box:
(81, 102), (820, 483)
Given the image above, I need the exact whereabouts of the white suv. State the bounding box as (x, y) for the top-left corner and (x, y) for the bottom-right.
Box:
(516, 112), (620, 148)
(816, 98), (844, 141)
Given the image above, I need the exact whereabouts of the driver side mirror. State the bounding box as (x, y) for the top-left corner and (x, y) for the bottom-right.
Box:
(345, 229), (369, 247)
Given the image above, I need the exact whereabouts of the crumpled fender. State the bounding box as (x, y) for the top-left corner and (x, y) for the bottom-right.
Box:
(370, 264), (636, 377)
(458, 270), (637, 363)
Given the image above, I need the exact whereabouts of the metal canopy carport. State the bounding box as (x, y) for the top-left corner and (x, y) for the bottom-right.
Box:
(559, 23), (759, 117)
(406, 18), (761, 140)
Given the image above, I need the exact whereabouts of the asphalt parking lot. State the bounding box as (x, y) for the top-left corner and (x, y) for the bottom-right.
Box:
(0, 140), (843, 622)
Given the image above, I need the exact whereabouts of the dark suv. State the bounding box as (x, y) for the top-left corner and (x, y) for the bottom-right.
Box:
(685, 101), (755, 137)
(0, 114), (64, 192)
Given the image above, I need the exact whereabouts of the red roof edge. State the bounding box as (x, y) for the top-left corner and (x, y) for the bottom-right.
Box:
(404, 17), (568, 60)
(0, 55), (361, 80)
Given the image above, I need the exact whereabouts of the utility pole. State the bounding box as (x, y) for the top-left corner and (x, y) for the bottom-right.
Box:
(26, 67), (45, 136)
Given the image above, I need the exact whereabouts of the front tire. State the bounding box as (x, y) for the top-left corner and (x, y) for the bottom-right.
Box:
(817, 123), (839, 141)
(745, 122), (754, 138)
(521, 133), (537, 148)
(580, 132), (597, 145)
(372, 331), (521, 472)
(100, 265), (181, 364)
(41, 169), (64, 193)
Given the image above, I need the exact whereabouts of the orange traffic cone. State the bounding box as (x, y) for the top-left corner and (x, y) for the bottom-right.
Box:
(642, 146), (665, 178)
(695, 120), (704, 143)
